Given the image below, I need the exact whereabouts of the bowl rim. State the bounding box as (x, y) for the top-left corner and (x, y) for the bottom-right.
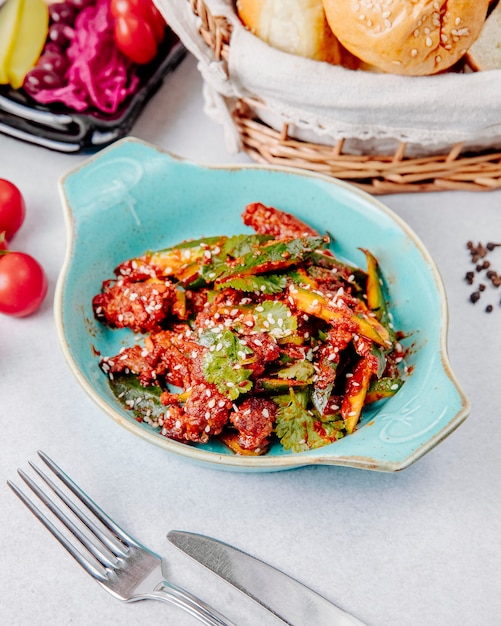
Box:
(55, 137), (470, 471)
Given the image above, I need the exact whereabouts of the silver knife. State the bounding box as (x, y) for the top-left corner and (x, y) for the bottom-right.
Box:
(167, 530), (366, 626)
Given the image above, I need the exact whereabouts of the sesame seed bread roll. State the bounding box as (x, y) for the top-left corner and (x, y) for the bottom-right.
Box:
(236, 0), (345, 64)
(322, 0), (490, 75)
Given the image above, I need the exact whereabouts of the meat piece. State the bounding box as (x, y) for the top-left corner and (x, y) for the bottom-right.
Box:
(242, 202), (319, 239)
(241, 332), (281, 379)
(145, 329), (206, 388)
(93, 278), (175, 333)
(100, 346), (159, 387)
(185, 287), (210, 317)
(158, 403), (187, 443)
(194, 288), (256, 331)
(114, 257), (161, 282)
(230, 396), (276, 451)
(100, 327), (206, 389)
(160, 383), (232, 443)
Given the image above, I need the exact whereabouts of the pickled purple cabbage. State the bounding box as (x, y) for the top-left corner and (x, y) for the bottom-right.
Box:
(32, 0), (139, 114)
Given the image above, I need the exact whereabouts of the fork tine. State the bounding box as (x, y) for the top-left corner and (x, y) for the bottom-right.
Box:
(38, 451), (140, 550)
(7, 478), (108, 583)
(29, 459), (128, 559)
(20, 466), (121, 569)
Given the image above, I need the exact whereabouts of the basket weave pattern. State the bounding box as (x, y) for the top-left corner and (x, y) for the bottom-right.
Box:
(191, 0), (501, 194)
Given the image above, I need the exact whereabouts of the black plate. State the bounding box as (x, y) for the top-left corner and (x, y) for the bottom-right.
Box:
(0, 29), (185, 153)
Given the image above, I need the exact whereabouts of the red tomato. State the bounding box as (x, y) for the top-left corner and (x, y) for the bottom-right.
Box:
(111, 0), (153, 20)
(111, 0), (165, 46)
(0, 179), (26, 241)
(0, 252), (48, 317)
(148, 3), (165, 43)
(114, 15), (158, 64)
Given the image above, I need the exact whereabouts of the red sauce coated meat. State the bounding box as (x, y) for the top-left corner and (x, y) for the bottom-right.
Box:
(93, 278), (176, 334)
(242, 202), (319, 239)
(94, 203), (405, 455)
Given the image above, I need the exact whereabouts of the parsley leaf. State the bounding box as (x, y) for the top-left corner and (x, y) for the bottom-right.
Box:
(275, 389), (345, 452)
(109, 373), (165, 427)
(222, 234), (274, 258)
(200, 329), (254, 400)
(215, 273), (287, 294)
(216, 236), (326, 281)
(199, 234), (274, 283)
(276, 360), (315, 382)
(253, 301), (297, 338)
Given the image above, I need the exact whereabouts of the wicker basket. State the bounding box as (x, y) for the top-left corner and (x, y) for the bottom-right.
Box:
(162, 0), (501, 194)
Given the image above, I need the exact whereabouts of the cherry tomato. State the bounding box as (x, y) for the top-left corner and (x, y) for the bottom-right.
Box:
(148, 3), (166, 43)
(110, 0), (165, 38)
(114, 15), (158, 64)
(0, 252), (48, 317)
(110, 0), (154, 21)
(0, 179), (26, 241)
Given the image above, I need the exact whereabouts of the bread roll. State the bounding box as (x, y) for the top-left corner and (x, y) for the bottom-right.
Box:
(322, 0), (490, 75)
(236, 0), (345, 64)
(466, 0), (501, 70)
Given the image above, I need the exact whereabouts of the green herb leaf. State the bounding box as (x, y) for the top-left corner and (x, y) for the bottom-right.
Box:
(215, 273), (287, 294)
(274, 389), (344, 452)
(154, 235), (226, 254)
(253, 301), (297, 338)
(222, 234), (274, 258)
(216, 236), (326, 281)
(276, 360), (315, 382)
(201, 329), (254, 400)
(109, 373), (165, 426)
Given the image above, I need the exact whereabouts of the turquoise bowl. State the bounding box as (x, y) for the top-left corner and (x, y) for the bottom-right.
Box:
(56, 138), (469, 472)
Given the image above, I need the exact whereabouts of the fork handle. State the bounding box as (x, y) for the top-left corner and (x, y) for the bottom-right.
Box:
(149, 580), (237, 626)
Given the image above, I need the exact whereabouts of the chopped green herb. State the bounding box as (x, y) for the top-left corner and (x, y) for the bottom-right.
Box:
(215, 273), (287, 294)
(201, 329), (254, 400)
(274, 389), (344, 452)
(253, 301), (297, 338)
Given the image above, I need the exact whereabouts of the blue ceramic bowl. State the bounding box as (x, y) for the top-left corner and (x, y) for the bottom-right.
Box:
(56, 138), (469, 472)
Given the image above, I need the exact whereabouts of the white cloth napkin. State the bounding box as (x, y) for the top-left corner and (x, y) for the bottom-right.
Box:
(156, 0), (501, 156)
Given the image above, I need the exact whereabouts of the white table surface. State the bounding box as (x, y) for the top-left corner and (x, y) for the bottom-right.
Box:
(1, 53), (500, 626)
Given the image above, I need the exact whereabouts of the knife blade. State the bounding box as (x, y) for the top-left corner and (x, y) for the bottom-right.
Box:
(167, 530), (366, 626)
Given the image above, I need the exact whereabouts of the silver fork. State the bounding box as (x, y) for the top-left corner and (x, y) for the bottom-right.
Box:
(7, 451), (236, 626)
